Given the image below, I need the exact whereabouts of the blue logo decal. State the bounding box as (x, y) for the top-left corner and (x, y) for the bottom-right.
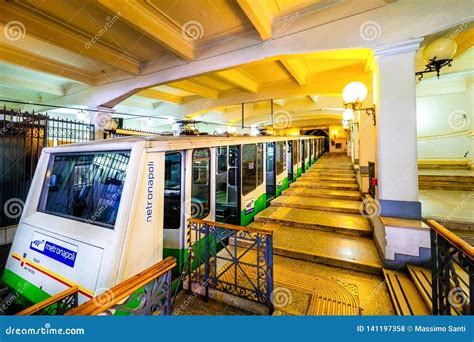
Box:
(30, 239), (77, 268)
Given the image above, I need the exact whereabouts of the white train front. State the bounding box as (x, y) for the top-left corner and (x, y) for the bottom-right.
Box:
(2, 135), (324, 307)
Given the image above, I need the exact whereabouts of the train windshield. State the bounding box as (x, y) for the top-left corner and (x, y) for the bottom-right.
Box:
(38, 151), (131, 229)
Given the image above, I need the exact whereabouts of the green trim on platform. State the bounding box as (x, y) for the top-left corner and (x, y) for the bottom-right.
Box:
(276, 177), (289, 197)
(305, 161), (310, 169)
(2, 269), (49, 307)
(240, 193), (266, 226)
(297, 167), (302, 176)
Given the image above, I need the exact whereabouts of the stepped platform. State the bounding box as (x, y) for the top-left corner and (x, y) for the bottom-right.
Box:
(282, 187), (361, 200)
(250, 221), (382, 274)
(271, 195), (361, 214)
(290, 181), (359, 191)
(254, 206), (371, 237)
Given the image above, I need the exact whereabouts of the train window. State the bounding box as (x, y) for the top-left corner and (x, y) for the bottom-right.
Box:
(276, 142), (286, 175)
(164, 152), (181, 229)
(242, 144), (257, 195)
(257, 143), (263, 186)
(192, 148), (210, 218)
(38, 151), (130, 229)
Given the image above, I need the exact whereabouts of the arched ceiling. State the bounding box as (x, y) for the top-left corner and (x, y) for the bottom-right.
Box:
(0, 0), (472, 131)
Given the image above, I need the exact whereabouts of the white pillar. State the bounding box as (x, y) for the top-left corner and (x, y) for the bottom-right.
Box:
(374, 39), (423, 219)
(358, 95), (376, 193)
(90, 106), (115, 140)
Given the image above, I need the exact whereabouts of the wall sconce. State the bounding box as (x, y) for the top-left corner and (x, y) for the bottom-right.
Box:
(416, 37), (457, 81)
(342, 81), (376, 126)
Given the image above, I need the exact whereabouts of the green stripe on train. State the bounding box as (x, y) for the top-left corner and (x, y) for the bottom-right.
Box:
(2, 269), (47, 308)
(276, 177), (289, 197)
(240, 193), (266, 226)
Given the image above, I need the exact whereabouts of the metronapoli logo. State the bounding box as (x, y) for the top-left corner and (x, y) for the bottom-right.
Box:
(29, 232), (78, 268)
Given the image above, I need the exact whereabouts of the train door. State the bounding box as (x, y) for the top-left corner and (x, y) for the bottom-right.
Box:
(300, 140), (305, 172)
(215, 145), (240, 225)
(163, 151), (184, 271)
(293, 140), (299, 180)
(241, 143), (265, 226)
(275, 141), (288, 197)
(287, 141), (293, 183)
(266, 142), (276, 205)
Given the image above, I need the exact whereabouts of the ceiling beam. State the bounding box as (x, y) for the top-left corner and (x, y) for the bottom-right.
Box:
(136, 89), (183, 104)
(237, 0), (273, 40)
(0, 43), (96, 85)
(215, 69), (259, 93)
(0, 75), (64, 96)
(170, 80), (219, 99)
(98, 0), (195, 61)
(0, 3), (140, 75)
(280, 59), (308, 85)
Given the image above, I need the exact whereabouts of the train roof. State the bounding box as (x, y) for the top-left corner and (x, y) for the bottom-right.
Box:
(43, 134), (325, 153)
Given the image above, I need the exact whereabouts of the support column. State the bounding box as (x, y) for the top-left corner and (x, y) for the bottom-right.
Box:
(358, 95), (376, 194)
(90, 106), (115, 140)
(374, 39), (423, 219)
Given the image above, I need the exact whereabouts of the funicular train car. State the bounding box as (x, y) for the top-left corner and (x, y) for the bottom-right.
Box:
(2, 135), (324, 307)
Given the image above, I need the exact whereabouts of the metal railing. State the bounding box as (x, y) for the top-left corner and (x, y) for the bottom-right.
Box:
(427, 219), (473, 315)
(65, 257), (176, 316)
(16, 286), (79, 315)
(187, 218), (274, 314)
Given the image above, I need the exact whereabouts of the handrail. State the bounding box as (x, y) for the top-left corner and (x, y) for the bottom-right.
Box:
(188, 218), (274, 236)
(426, 219), (473, 259)
(16, 286), (79, 316)
(65, 256), (176, 316)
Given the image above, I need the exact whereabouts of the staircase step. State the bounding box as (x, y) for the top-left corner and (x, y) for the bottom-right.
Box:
(290, 181), (359, 190)
(419, 175), (474, 183)
(282, 187), (361, 200)
(302, 173), (356, 180)
(407, 265), (469, 315)
(254, 206), (371, 236)
(271, 195), (362, 214)
(307, 169), (355, 176)
(299, 176), (357, 184)
(383, 269), (431, 315)
(249, 221), (382, 274)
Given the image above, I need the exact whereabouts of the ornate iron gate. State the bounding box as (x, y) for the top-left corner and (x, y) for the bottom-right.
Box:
(0, 109), (94, 228)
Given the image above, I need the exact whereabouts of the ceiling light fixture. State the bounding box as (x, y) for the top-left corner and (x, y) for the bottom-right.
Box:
(416, 37), (457, 81)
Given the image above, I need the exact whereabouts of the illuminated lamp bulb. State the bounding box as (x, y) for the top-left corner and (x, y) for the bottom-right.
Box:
(342, 81), (368, 104)
(422, 37), (457, 62)
(342, 108), (354, 121)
